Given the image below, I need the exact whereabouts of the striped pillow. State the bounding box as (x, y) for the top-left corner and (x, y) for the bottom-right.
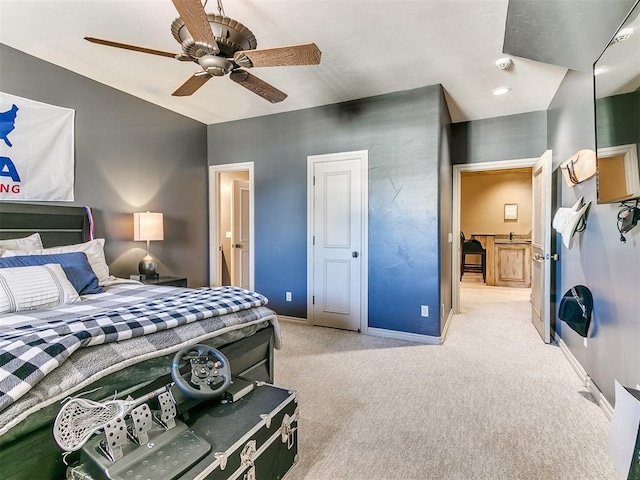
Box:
(0, 264), (80, 314)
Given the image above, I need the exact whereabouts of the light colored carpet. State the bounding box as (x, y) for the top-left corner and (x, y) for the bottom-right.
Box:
(274, 283), (618, 480)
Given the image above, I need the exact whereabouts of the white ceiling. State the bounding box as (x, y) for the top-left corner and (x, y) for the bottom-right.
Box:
(0, 0), (569, 125)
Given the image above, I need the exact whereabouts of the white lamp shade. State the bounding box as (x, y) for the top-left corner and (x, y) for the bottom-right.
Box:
(133, 212), (164, 241)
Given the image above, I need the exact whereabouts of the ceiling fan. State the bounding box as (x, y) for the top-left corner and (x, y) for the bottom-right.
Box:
(84, 0), (321, 103)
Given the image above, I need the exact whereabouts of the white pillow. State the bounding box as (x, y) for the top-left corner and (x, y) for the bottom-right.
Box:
(0, 233), (44, 251)
(0, 263), (80, 314)
(3, 239), (110, 285)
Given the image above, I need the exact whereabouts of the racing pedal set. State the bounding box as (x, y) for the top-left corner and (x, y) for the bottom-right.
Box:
(57, 346), (299, 480)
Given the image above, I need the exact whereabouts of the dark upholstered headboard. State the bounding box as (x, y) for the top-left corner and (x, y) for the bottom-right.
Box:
(0, 202), (90, 247)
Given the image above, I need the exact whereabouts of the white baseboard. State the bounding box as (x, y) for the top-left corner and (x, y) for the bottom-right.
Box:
(279, 311), (452, 345)
(587, 377), (614, 421)
(367, 327), (443, 345)
(557, 337), (589, 385)
(277, 315), (309, 325)
(557, 337), (613, 421)
(440, 308), (454, 343)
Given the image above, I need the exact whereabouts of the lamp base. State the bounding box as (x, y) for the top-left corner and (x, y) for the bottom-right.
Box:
(138, 254), (158, 278)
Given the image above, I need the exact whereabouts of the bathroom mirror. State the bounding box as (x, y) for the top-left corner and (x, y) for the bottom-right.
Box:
(594, 0), (640, 204)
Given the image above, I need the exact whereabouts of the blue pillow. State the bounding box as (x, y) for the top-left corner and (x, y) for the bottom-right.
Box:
(0, 252), (103, 295)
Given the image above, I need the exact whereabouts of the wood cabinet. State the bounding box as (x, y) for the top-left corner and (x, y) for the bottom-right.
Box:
(494, 242), (531, 288)
(470, 234), (496, 285)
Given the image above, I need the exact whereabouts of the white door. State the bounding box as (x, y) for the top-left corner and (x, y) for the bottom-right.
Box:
(231, 179), (250, 290)
(531, 150), (553, 343)
(308, 152), (367, 331)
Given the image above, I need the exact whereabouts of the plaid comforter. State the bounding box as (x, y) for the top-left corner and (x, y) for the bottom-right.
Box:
(0, 284), (268, 413)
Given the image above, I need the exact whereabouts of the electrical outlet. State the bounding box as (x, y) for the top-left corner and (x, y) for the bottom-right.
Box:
(583, 337), (588, 348)
(421, 305), (429, 317)
(286, 292), (292, 302)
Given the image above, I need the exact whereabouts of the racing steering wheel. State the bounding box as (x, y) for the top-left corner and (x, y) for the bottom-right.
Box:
(171, 345), (231, 400)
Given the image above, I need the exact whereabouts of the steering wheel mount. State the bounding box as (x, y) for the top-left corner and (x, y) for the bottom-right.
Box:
(171, 345), (231, 400)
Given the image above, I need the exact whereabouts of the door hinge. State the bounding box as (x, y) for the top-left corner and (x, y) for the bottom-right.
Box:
(312, 236), (315, 245)
(313, 176), (315, 186)
(312, 296), (315, 305)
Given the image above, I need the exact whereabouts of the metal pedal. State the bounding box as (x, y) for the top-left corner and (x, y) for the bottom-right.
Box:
(101, 416), (127, 461)
(129, 403), (152, 445)
(156, 390), (177, 429)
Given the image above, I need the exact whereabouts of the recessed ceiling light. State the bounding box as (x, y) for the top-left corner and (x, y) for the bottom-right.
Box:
(495, 57), (512, 70)
(613, 27), (633, 43)
(492, 86), (511, 96)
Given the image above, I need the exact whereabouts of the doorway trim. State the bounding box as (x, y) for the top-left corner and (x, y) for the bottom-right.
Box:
(452, 157), (537, 314)
(208, 162), (254, 290)
(306, 150), (369, 334)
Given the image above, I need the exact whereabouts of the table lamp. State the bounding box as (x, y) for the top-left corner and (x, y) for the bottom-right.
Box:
(133, 211), (163, 278)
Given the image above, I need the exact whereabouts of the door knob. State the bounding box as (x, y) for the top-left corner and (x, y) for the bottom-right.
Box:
(234, 244), (242, 248)
(352, 251), (359, 258)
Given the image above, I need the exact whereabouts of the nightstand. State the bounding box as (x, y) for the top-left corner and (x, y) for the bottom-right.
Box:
(140, 276), (188, 288)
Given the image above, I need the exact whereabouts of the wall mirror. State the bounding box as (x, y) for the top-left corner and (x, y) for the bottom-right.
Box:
(594, 0), (640, 204)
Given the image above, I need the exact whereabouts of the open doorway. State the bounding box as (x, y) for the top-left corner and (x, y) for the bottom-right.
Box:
(208, 162), (254, 289)
(452, 158), (537, 314)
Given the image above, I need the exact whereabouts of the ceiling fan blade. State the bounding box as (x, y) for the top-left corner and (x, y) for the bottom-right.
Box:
(84, 37), (189, 60)
(234, 43), (321, 68)
(172, 73), (211, 96)
(230, 70), (287, 103)
(171, 0), (220, 54)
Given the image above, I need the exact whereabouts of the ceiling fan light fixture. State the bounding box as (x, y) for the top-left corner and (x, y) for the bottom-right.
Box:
(198, 54), (233, 76)
(492, 86), (511, 96)
(85, 0), (320, 100)
(171, 14), (256, 59)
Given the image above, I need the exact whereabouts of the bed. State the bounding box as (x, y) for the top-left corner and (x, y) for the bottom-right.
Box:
(0, 203), (279, 480)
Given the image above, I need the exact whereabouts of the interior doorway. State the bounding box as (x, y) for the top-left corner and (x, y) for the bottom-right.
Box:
(452, 158), (538, 314)
(208, 162), (254, 289)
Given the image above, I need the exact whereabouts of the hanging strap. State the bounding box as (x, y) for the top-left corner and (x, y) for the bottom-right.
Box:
(570, 287), (588, 318)
(563, 159), (580, 184)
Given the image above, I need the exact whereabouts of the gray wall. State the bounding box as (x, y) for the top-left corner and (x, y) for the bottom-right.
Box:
(548, 71), (640, 404)
(504, 0), (636, 72)
(0, 44), (209, 286)
(452, 111), (548, 165)
(208, 86), (448, 336)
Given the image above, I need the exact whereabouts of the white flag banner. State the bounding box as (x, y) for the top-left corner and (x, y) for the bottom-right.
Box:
(0, 92), (75, 201)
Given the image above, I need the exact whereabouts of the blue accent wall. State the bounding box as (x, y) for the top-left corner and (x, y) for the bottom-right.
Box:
(209, 86), (448, 336)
